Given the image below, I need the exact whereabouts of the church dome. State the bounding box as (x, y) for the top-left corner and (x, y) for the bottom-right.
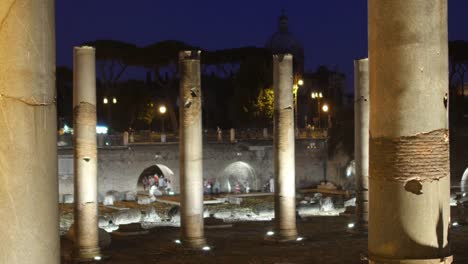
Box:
(265, 11), (305, 64)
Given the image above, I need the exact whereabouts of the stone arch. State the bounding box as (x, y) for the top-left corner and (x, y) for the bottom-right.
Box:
(216, 161), (258, 193)
(461, 168), (468, 193)
(137, 164), (175, 194)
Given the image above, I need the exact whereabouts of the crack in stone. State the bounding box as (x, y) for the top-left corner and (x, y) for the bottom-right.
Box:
(0, 93), (56, 106)
(0, 0), (17, 33)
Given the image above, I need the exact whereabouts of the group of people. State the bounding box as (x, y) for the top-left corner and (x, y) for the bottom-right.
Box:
(142, 173), (172, 195)
(203, 179), (221, 195)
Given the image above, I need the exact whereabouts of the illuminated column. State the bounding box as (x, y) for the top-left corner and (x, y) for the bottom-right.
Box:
(369, 1), (451, 263)
(123, 131), (129, 146)
(179, 50), (206, 248)
(273, 54), (297, 241)
(230, 128), (235, 143)
(0, 1), (59, 263)
(73, 47), (101, 260)
(354, 58), (369, 232)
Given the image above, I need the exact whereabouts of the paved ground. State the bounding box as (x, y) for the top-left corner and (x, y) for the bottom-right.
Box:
(61, 212), (468, 264)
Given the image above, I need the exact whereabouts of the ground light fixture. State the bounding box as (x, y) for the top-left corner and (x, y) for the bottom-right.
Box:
(202, 246), (211, 251)
(266, 231), (275, 236)
(347, 223), (355, 229)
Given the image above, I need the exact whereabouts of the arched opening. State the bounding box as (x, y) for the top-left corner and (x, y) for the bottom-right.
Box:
(137, 164), (175, 195)
(217, 161), (258, 193)
(461, 168), (468, 193)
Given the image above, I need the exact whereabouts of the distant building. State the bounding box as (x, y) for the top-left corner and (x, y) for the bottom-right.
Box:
(298, 67), (346, 129)
(265, 10), (305, 73)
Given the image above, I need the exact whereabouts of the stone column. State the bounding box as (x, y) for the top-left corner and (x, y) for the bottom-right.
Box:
(230, 128), (236, 143)
(179, 50), (206, 248)
(273, 54), (298, 241)
(354, 58), (369, 232)
(123, 131), (129, 146)
(0, 1), (59, 263)
(369, 1), (451, 263)
(73, 47), (101, 260)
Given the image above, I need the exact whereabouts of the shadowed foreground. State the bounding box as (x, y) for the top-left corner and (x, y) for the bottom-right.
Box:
(60, 213), (468, 264)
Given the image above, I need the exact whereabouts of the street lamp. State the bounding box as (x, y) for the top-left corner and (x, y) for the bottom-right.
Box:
(322, 104), (329, 113)
(293, 79), (304, 136)
(112, 97), (117, 104)
(103, 97), (108, 104)
(159, 105), (167, 135)
(311, 91), (324, 128)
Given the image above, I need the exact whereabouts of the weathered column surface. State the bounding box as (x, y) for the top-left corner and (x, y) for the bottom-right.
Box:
(354, 58), (369, 232)
(230, 128), (235, 143)
(369, 1), (451, 263)
(73, 47), (101, 260)
(0, 1), (59, 263)
(273, 54), (298, 241)
(179, 50), (206, 248)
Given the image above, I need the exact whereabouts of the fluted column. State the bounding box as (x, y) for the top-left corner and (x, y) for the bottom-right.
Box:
(369, 1), (451, 263)
(179, 50), (206, 248)
(273, 54), (298, 241)
(0, 1), (59, 263)
(354, 58), (369, 232)
(73, 46), (101, 260)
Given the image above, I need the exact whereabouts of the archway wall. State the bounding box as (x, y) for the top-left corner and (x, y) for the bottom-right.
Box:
(58, 140), (339, 201)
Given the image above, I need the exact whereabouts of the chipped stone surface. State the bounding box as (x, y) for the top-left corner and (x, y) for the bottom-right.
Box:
(0, 1), (59, 263)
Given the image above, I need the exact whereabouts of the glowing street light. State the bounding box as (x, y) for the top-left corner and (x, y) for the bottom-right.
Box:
(298, 79), (304, 86)
(159, 105), (167, 137)
(311, 92), (323, 99)
(103, 97), (108, 104)
(159, 105), (167, 114)
(112, 97), (117, 104)
(322, 104), (329, 113)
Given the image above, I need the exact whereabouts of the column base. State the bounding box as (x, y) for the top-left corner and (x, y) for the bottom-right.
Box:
(369, 255), (453, 264)
(72, 247), (102, 262)
(265, 229), (299, 242)
(181, 237), (207, 250)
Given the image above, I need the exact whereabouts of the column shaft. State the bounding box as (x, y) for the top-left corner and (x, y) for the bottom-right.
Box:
(0, 1), (59, 263)
(179, 50), (206, 248)
(273, 54), (298, 241)
(73, 47), (101, 259)
(369, 0), (451, 263)
(354, 58), (369, 231)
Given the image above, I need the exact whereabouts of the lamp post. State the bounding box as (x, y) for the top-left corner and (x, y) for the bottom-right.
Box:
(311, 91), (323, 128)
(321, 103), (330, 183)
(159, 105), (167, 133)
(103, 96), (117, 130)
(159, 105), (167, 143)
(293, 78), (304, 136)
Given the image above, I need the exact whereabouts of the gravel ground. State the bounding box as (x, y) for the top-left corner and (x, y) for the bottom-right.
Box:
(60, 197), (468, 263)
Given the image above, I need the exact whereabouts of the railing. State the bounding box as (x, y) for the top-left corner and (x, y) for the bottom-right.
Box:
(57, 128), (328, 148)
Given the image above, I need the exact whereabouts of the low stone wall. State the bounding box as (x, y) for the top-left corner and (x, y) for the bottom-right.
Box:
(58, 140), (351, 202)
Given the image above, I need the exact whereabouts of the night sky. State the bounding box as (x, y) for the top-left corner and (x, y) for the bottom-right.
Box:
(56, 1), (468, 92)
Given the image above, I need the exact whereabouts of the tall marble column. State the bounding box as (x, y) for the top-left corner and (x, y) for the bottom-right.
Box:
(354, 58), (369, 232)
(273, 54), (298, 241)
(179, 50), (206, 248)
(73, 46), (101, 260)
(369, 0), (452, 263)
(0, 1), (59, 263)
